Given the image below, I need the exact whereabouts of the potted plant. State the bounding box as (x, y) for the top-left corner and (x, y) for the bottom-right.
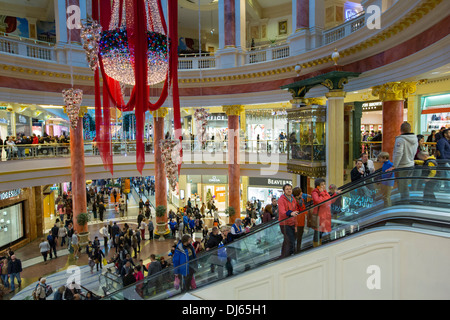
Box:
(76, 212), (90, 250)
(76, 212), (90, 227)
(155, 205), (169, 241)
(225, 206), (236, 225)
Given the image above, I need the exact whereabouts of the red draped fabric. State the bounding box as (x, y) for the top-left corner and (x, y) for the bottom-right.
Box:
(92, 0), (182, 176)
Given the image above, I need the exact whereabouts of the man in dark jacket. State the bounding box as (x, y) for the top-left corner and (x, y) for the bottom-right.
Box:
(7, 255), (22, 292)
(205, 226), (223, 251)
(47, 230), (58, 259)
(146, 254), (162, 294)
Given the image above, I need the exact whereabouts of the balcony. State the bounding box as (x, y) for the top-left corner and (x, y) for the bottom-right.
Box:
(0, 140), (289, 191)
(0, 12), (367, 71)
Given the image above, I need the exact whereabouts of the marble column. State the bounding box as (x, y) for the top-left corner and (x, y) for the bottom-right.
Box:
(66, 107), (88, 233)
(325, 90), (346, 188)
(152, 107), (169, 211)
(223, 105), (244, 224)
(294, 0), (310, 30)
(217, 0), (246, 68)
(371, 82), (417, 159)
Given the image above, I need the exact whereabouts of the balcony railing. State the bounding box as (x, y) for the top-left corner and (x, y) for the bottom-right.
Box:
(323, 12), (366, 45)
(0, 33), (54, 61)
(0, 139), (288, 161)
(0, 12), (368, 67)
(247, 42), (290, 64)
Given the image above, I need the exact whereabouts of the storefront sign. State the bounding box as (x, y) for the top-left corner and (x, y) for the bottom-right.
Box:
(249, 177), (292, 187)
(207, 113), (227, 121)
(0, 189), (21, 201)
(201, 175), (228, 184)
(18, 115), (28, 124)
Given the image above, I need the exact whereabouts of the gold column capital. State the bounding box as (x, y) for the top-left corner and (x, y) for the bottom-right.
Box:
(371, 81), (417, 102)
(151, 107), (169, 118)
(325, 90), (346, 99)
(222, 105), (244, 116)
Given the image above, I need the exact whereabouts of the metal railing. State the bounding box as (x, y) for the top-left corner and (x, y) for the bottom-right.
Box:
(0, 139), (289, 161)
(360, 141), (438, 160)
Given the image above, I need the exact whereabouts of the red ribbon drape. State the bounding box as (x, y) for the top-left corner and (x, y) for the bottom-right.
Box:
(93, 0), (182, 176)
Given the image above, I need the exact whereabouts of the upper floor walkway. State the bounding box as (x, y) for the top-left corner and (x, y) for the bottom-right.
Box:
(0, 140), (289, 192)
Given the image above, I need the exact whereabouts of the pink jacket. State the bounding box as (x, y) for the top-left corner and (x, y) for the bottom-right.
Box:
(311, 188), (332, 233)
(278, 194), (297, 226)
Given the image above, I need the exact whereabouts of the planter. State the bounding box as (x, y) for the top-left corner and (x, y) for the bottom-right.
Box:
(78, 231), (90, 252)
(154, 223), (170, 241)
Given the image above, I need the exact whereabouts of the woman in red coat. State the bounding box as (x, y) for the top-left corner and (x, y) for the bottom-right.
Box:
(278, 184), (299, 258)
(311, 178), (331, 247)
(293, 187), (306, 253)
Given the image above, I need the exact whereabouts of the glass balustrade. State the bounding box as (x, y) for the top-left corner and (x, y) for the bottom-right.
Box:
(100, 166), (450, 300)
(0, 139), (287, 161)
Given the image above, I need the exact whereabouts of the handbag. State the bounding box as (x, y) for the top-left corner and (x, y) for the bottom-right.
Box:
(190, 275), (197, 289)
(174, 275), (180, 290)
(307, 211), (320, 229)
(45, 285), (53, 297)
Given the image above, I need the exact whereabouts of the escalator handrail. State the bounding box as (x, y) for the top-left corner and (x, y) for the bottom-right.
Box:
(101, 166), (450, 299)
(339, 164), (450, 194)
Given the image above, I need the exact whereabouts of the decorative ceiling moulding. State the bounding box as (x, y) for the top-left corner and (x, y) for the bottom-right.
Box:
(0, 0), (442, 89)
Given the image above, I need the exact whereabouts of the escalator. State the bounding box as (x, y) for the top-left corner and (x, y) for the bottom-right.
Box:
(100, 165), (450, 300)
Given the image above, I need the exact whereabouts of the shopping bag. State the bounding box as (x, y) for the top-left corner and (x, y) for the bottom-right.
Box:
(174, 275), (180, 290)
(190, 275), (197, 289)
(103, 258), (108, 266)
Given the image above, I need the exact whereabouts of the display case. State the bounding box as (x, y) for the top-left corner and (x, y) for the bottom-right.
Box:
(287, 104), (327, 177)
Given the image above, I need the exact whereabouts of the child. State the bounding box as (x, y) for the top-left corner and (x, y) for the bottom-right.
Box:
(415, 151), (438, 203)
(378, 152), (394, 208)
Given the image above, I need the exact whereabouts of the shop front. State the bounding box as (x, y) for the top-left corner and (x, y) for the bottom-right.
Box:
(245, 109), (288, 152)
(0, 187), (43, 252)
(247, 177), (292, 207)
(183, 175), (229, 212)
(202, 175), (228, 212)
(420, 93), (450, 136)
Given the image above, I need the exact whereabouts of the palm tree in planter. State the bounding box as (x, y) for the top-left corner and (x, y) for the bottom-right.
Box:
(76, 212), (90, 251)
(225, 206), (236, 226)
(155, 205), (170, 241)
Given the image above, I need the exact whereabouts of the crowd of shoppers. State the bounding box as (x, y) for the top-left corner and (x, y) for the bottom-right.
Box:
(0, 133), (70, 160)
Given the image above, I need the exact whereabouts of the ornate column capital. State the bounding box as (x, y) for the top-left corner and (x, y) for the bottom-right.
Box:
(325, 90), (346, 99)
(222, 105), (244, 116)
(151, 107), (169, 119)
(371, 82), (417, 102)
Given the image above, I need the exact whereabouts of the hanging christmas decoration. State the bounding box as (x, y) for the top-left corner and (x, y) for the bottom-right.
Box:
(62, 88), (83, 129)
(160, 139), (182, 191)
(194, 108), (210, 146)
(99, 29), (169, 85)
(90, 0), (182, 176)
(81, 18), (102, 71)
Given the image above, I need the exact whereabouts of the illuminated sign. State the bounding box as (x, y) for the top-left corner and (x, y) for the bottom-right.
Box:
(0, 189), (21, 201)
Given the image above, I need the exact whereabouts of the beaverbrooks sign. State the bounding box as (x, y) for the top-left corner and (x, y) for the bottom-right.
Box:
(249, 177), (292, 187)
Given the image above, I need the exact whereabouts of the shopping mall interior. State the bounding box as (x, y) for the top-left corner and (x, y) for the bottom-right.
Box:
(0, 0), (449, 303)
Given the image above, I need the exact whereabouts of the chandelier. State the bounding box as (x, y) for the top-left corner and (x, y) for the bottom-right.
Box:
(98, 0), (169, 86)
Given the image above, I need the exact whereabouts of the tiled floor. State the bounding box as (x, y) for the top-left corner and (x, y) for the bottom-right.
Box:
(1, 188), (226, 300)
